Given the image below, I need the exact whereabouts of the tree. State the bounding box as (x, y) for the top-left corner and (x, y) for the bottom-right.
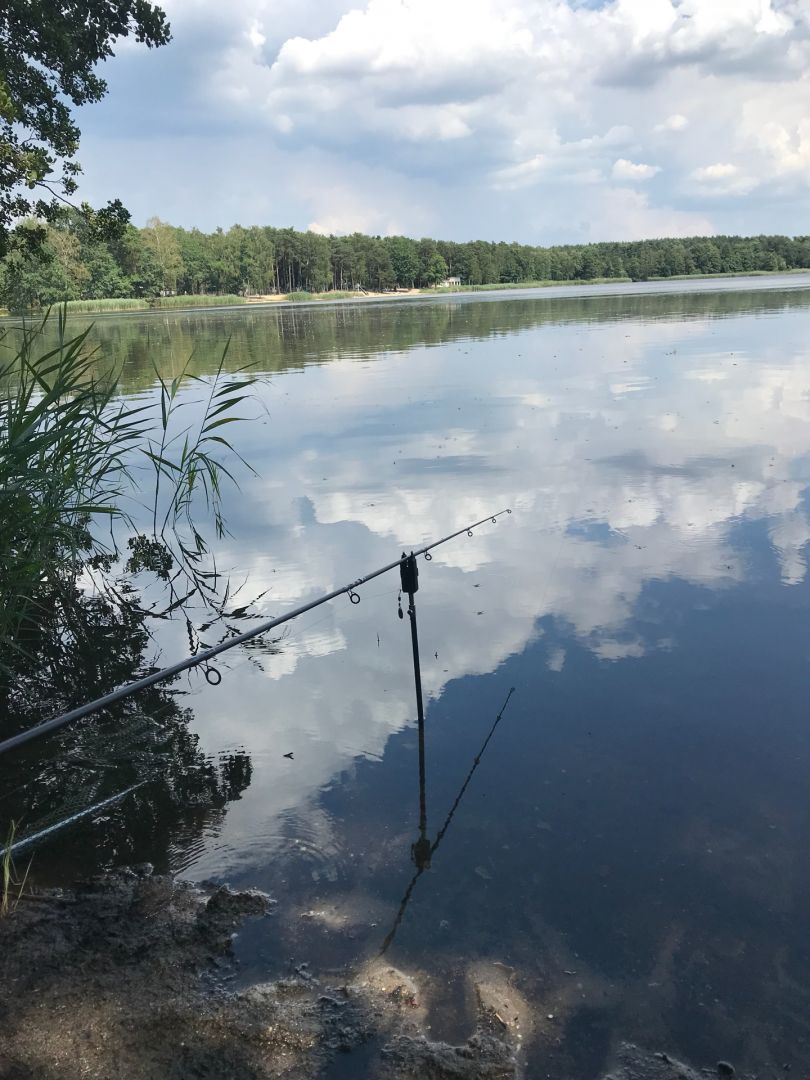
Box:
(114, 225), (163, 298)
(0, 0), (171, 255)
(417, 238), (439, 285)
(4, 217), (810, 310)
(424, 252), (448, 287)
(83, 245), (130, 298)
(0, 219), (86, 310)
(386, 236), (420, 287)
(579, 247), (602, 280)
(299, 231), (331, 292)
(365, 238), (395, 291)
(176, 228), (213, 294)
(142, 216), (182, 294)
(331, 236), (355, 290)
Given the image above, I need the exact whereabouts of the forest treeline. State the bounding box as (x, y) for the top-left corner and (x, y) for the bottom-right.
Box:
(2, 212), (810, 311)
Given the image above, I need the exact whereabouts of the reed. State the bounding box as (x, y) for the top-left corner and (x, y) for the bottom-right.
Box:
(0, 308), (256, 672)
(286, 290), (358, 302)
(0, 822), (30, 918)
(63, 297), (150, 312)
(0, 311), (146, 661)
(60, 294), (247, 315)
(149, 294), (246, 309)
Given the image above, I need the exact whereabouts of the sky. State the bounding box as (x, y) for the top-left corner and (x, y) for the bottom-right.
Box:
(74, 0), (810, 244)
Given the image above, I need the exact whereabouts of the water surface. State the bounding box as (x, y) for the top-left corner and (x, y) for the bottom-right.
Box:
(11, 277), (810, 1076)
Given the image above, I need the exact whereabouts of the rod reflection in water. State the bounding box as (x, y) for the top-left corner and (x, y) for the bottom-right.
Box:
(380, 681), (516, 955)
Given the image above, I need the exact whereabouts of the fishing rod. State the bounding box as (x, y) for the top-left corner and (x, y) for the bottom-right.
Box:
(0, 508), (512, 757)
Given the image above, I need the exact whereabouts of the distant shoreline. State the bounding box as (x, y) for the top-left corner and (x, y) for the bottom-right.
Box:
(289, 267), (810, 304)
(3, 268), (810, 319)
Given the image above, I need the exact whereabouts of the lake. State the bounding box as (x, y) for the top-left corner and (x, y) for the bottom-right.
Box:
(8, 275), (810, 1076)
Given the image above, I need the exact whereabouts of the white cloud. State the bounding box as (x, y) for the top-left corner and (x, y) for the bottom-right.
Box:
(612, 158), (661, 181)
(202, 0), (810, 175)
(492, 125), (641, 191)
(691, 162), (759, 195)
(654, 113), (688, 133)
(75, 0), (810, 239)
(740, 89), (810, 180)
(693, 163), (740, 181)
(592, 188), (713, 241)
(491, 154), (548, 191)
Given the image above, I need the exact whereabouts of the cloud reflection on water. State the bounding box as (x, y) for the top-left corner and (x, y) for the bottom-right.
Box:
(158, 285), (810, 879)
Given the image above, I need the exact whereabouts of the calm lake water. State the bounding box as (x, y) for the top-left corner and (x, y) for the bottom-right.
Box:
(10, 275), (810, 1075)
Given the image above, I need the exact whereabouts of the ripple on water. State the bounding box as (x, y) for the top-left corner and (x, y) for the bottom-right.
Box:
(182, 804), (349, 889)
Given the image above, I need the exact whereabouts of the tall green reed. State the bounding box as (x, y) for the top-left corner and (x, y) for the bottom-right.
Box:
(60, 294), (247, 315)
(0, 308), (257, 674)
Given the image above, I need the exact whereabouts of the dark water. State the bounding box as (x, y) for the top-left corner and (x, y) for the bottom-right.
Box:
(10, 276), (810, 1075)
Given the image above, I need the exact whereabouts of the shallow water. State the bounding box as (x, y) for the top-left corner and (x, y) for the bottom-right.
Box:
(10, 275), (810, 1075)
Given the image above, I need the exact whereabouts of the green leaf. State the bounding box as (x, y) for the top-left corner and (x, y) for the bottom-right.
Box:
(202, 416), (247, 435)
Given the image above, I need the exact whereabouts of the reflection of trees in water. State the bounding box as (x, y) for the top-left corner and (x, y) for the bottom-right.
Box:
(0, 580), (252, 881)
(33, 285), (810, 390)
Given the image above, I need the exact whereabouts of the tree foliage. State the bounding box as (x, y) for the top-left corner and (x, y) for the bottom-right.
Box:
(2, 215), (810, 311)
(0, 0), (171, 255)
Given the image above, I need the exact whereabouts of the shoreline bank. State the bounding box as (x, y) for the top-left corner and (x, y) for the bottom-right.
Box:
(3, 268), (810, 320)
(0, 868), (743, 1079)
